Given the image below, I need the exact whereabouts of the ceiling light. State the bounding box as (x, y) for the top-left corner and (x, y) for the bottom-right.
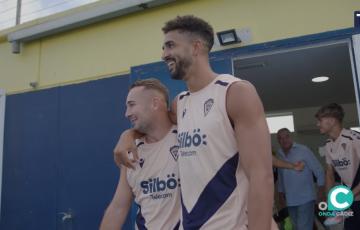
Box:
(266, 113), (295, 134)
(312, 76), (329, 83)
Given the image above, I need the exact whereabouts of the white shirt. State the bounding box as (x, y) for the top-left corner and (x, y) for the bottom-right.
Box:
(176, 74), (277, 230)
(325, 128), (360, 200)
(127, 126), (181, 230)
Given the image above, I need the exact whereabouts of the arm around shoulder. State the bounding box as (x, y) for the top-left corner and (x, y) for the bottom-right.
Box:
(114, 128), (145, 169)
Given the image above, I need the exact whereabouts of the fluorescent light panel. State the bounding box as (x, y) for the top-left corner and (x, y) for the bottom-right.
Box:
(351, 127), (360, 132)
(266, 114), (295, 134)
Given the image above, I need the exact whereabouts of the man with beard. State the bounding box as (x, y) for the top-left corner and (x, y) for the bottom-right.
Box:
(114, 15), (278, 229)
(100, 79), (181, 230)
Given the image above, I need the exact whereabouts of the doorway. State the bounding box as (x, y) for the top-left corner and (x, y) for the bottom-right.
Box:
(232, 39), (359, 155)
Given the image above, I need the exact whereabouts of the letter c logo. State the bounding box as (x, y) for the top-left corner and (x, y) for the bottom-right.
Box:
(328, 185), (354, 211)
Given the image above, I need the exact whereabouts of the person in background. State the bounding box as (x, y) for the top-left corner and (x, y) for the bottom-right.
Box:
(315, 103), (360, 229)
(276, 128), (325, 230)
(100, 79), (180, 230)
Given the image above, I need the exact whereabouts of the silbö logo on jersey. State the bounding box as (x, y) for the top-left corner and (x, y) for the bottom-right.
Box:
(140, 173), (180, 200)
(332, 157), (351, 168)
(178, 128), (207, 157)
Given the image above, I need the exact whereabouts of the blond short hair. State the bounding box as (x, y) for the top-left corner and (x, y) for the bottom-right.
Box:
(130, 78), (169, 106)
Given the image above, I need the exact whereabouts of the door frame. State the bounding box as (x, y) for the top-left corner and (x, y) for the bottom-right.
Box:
(0, 89), (6, 216)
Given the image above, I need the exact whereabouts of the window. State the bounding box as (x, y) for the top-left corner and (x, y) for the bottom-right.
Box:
(266, 113), (295, 134)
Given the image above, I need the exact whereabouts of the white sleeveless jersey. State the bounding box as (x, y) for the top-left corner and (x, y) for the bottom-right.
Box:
(126, 126), (181, 230)
(324, 128), (360, 200)
(176, 74), (277, 230)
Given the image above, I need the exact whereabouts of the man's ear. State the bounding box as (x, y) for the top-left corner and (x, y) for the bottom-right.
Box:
(151, 97), (161, 110)
(192, 39), (203, 56)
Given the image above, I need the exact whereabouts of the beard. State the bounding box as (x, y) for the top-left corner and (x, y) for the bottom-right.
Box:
(134, 122), (149, 135)
(169, 58), (192, 80)
(131, 117), (150, 134)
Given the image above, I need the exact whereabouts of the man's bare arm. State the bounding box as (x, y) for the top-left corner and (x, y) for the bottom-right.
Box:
(227, 81), (274, 230)
(113, 129), (143, 169)
(272, 155), (304, 171)
(325, 164), (335, 194)
(100, 167), (133, 230)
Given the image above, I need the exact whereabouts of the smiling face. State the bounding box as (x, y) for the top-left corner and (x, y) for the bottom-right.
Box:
(125, 86), (153, 133)
(161, 30), (194, 80)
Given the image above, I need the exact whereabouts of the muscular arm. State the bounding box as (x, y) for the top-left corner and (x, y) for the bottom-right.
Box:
(227, 81), (274, 230)
(100, 167), (133, 230)
(272, 155), (304, 171)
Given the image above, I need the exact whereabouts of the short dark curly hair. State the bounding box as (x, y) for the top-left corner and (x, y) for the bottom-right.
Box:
(315, 103), (344, 122)
(162, 15), (214, 52)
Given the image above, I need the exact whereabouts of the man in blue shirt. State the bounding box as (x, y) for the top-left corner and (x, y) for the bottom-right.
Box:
(277, 128), (325, 230)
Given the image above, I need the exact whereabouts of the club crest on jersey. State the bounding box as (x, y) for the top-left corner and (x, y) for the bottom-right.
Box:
(139, 158), (145, 168)
(204, 98), (214, 116)
(170, 145), (179, 161)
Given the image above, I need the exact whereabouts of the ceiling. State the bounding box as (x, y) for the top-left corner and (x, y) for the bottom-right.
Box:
(233, 41), (356, 112)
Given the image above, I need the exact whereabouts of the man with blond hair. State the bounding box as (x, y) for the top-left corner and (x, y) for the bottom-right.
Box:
(100, 79), (180, 230)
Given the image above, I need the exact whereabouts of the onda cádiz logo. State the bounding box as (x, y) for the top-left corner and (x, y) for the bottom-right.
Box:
(318, 185), (354, 217)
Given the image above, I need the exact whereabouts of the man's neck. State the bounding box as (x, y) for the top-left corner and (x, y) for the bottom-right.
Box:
(144, 118), (172, 144)
(328, 125), (343, 141)
(185, 60), (217, 92)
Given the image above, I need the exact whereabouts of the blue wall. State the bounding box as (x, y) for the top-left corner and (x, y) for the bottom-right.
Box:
(0, 55), (234, 230)
(1, 75), (136, 229)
